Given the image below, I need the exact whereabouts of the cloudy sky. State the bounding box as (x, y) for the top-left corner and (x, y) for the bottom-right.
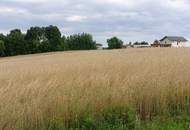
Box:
(0, 0), (190, 45)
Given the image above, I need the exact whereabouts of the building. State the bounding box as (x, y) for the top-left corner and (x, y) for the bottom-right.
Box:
(133, 41), (151, 48)
(159, 36), (190, 48)
(151, 40), (171, 47)
(96, 43), (103, 50)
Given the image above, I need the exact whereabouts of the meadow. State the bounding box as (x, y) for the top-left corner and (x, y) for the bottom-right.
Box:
(0, 48), (190, 130)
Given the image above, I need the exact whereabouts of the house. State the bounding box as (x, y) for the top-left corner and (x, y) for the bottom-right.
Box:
(96, 43), (103, 50)
(151, 40), (171, 47)
(159, 36), (190, 48)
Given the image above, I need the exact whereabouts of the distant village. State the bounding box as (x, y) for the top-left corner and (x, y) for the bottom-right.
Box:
(96, 36), (190, 50)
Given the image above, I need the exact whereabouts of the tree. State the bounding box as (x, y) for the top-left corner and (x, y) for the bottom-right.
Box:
(44, 25), (63, 51)
(133, 41), (148, 45)
(0, 26), (99, 57)
(61, 35), (66, 50)
(141, 41), (149, 45)
(0, 40), (5, 56)
(153, 40), (160, 45)
(65, 33), (96, 50)
(4, 29), (26, 56)
(25, 25), (64, 53)
(25, 26), (45, 53)
(107, 37), (123, 49)
(0, 34), (5, 41)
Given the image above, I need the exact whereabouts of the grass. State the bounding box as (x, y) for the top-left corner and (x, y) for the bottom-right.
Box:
(1, 48), (190, 129)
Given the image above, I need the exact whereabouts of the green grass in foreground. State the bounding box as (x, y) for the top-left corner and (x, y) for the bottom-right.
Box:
(21, 107), (190, 130)
(31, 118), (188, 130)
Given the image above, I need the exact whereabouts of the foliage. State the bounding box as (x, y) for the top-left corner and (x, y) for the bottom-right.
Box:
(25, 26), (45, 53)
(133, 41), (149, 45)
(135, 119), (187, 130)
(0, 26), (97, 57)
(0, 33), (6, 41)
(0, 40), (5, 56)
(43, 25), (63, 52)
(4, 29), (26, 56)
(107, 37), (123, 49)
(22, 112), (188, 130)
(65, 33), (97, 50)
(153, 40), (160, 45)
(24, 107), (136, 130)
(25, 25), (63, 53)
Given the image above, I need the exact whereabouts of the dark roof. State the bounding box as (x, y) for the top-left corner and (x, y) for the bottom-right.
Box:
(96, 43), (103, 46)
(160, 36), (188, 42)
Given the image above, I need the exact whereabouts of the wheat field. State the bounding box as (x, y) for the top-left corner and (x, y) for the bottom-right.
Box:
(1, 48), (190, 129)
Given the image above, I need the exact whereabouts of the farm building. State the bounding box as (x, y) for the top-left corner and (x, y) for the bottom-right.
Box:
(96, 43), (103, 50)
(133, 41), (151, 48)
(152, 36), (190, 47)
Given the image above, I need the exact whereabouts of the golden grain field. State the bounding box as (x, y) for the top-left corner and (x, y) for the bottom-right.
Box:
(1, 48), (190, 129)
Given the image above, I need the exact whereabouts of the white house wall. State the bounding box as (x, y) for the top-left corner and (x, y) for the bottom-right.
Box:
(171, 41), (190, 48)
(181, 42), (190, 47)
(171, 41), (181, 48)
(160, 38), (190, 48)
(160, 39), (172, 45)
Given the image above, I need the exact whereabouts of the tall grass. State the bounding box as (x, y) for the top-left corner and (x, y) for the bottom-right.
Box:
(0, 48), (190, 129)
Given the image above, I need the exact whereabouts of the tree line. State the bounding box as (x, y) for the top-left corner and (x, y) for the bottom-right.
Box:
(0, 25), (97, 57)
(106, 37), (149, 49)
(0, 25), (150, 57)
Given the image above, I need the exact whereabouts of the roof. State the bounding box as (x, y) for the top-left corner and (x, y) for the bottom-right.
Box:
(96, 43), (103, 46)
(160, 36), (188, 42)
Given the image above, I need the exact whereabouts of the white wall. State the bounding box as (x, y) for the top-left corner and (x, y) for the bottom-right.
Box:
(181, 42), (190, 47)
(171, 41), (190, 48)
(160, 38), (190, 48)
(160, 39), (172, 45)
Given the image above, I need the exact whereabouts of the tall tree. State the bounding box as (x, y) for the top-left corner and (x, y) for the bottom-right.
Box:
(44, 25), (63, 51)
(25, 26), (45, 53)
(61, 35), (66, 50)
(0, 40), (5, 56)
(0, 34), (5, 41)
(107, 37), (123, 49)
(66, 33), (96, 50)
(4, 29), (26, 56)
(0, 26), (99, 57)
(25, 25), (64, 53)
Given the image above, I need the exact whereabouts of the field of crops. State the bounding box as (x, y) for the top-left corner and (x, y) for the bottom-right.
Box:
(1, 48), (190, 130)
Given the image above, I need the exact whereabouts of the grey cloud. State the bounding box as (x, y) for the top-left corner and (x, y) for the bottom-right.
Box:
(1, 0), (190, 45)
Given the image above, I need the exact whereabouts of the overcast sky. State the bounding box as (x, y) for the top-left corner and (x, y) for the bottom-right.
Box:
(0, 0), (190, 45)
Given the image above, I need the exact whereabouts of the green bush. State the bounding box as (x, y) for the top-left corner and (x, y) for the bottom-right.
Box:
(107, 37), (123, 49)
(21, 106), (190, 130)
